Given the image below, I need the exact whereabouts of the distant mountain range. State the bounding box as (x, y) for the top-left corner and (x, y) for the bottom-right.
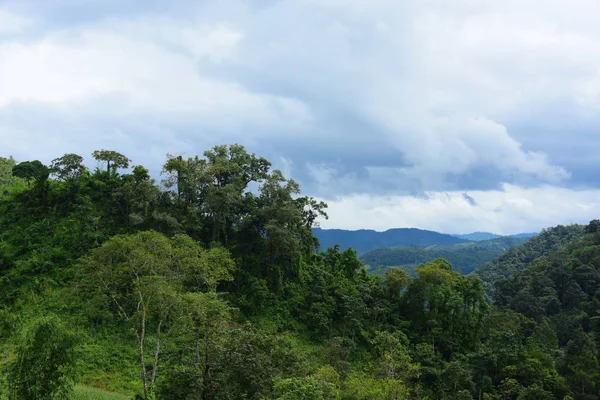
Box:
(313, 227), (538, 254)
(452, 231), (538, 241)
(312, 228), (539, 276)
(312, 228), (468, 255)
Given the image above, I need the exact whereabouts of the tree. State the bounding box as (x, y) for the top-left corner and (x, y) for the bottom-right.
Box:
(12, 160), (50, 205)
(402, 259), (489, 356)
(370, 331), (420, 383)
(273, 367), (340, 400)
(50, 153), (85, 183)
(385, 267), (411, 298)
(558, 328), (599, 397)
(132, 165), (151, 184)
(92, 149), (130, 176)
(344, 372), (411, 400)
(7, 317), (79, 400)
(0, 156), (26, 195)
(78, 231), (233, 398)
(12, 160), (49, 184)
(155, 292), (233, 400)
(585, 219), (600, 234)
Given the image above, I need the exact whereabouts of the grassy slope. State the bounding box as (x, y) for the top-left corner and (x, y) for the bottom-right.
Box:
(72, 386), (131, 400)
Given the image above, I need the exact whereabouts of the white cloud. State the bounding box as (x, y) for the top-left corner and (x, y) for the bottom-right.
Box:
(318, 184), (600, 234)
(2, 0), (600, 232)
(225, 0), (583, 187)
(0, 18), (311, 129)
(0, 10), (31, 35)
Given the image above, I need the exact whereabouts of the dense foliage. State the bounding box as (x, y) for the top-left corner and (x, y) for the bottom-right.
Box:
(362, 237), (528, 276)
(476, 224), (585, 295)
(0, 146), (598, 399)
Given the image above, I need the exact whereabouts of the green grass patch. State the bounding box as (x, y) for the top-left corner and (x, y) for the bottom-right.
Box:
(72, 385), (131, 400)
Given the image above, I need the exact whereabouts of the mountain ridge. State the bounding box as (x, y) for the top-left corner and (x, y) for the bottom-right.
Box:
(314, 227), (539, 254)
(313, 227), (469, 254)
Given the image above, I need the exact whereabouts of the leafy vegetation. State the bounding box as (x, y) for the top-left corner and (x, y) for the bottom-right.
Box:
(71, 386), (130, 400)
(0, 146), (598, 399)
(362, 236), (529, 275)
(476, 224), (585, 295)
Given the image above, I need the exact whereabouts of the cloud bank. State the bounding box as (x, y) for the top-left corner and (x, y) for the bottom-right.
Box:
(1, 0), (600, 232)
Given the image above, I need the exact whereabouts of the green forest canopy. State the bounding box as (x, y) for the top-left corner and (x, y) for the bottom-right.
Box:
(0, 145), (599, 400)
(361, 236), (529, 276)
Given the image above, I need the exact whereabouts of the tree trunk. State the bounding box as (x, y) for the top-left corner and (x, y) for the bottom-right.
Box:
(136, 327), (148, 399)
(150, 320), (163, 392)
(202, 331), (211, 400)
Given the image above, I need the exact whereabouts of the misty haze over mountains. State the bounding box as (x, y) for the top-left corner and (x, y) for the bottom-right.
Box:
(313, 227), (538, 254)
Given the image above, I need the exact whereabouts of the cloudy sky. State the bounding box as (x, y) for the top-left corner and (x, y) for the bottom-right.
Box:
(1, 0), (600, 234)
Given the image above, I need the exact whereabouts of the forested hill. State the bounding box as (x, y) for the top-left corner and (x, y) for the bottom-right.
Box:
(476, 224), (586, 294)
(452, 232), (502, 241)
(312, 227), (469, 254)
(2, 148), (600, 399)
(361, 236), (528, 275)
(452, 231), (538, 241)
(490, 221), (600, 395)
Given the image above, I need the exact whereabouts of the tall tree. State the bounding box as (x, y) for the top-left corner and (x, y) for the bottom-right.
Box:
(12, 160), (49, 185)
(78, 230), (233, 398)
(50, 153), (85, 183)
(92, 149), (130, 176)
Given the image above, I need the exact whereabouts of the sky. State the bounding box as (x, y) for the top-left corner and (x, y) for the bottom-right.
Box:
(1, 0), (600, 235)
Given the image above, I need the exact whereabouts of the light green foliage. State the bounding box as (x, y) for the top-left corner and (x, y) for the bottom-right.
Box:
(384, 267), (411, 298)
(71, 386), (130, 400)
(274, 376), (338, 400)
(78, 230), (234, 398)
(7, 317), (78, 400)
(273, 366), (340, 400)
(370, 331), (419, 381)
(0, 156), (26, 196)
(343, 372), (411, 400)
(50, 153), (85, 183)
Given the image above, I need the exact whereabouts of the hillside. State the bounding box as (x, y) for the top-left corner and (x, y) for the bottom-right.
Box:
(512, 232), (539, 239)
(491, 223), (600, 388)
(313, 227), (469, 254)
(453, 232), (502, 241)
(475, 224), (586, 294)
(1, 148), (600, 399)
(361, 236), (528, 275)
(453, 231), (538, 241)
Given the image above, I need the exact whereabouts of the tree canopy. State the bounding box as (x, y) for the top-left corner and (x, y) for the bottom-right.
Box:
(0, 144), (597, 400)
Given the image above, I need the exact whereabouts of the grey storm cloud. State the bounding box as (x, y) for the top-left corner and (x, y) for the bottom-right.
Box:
(2, 0), (600, 234)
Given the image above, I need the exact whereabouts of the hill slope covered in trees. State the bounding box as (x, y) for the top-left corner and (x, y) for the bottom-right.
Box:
(452, 232), (538, 241)
(476, 224), (586, 294)
(361, 236), (529, 276)
(0, 147), (599, 400)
